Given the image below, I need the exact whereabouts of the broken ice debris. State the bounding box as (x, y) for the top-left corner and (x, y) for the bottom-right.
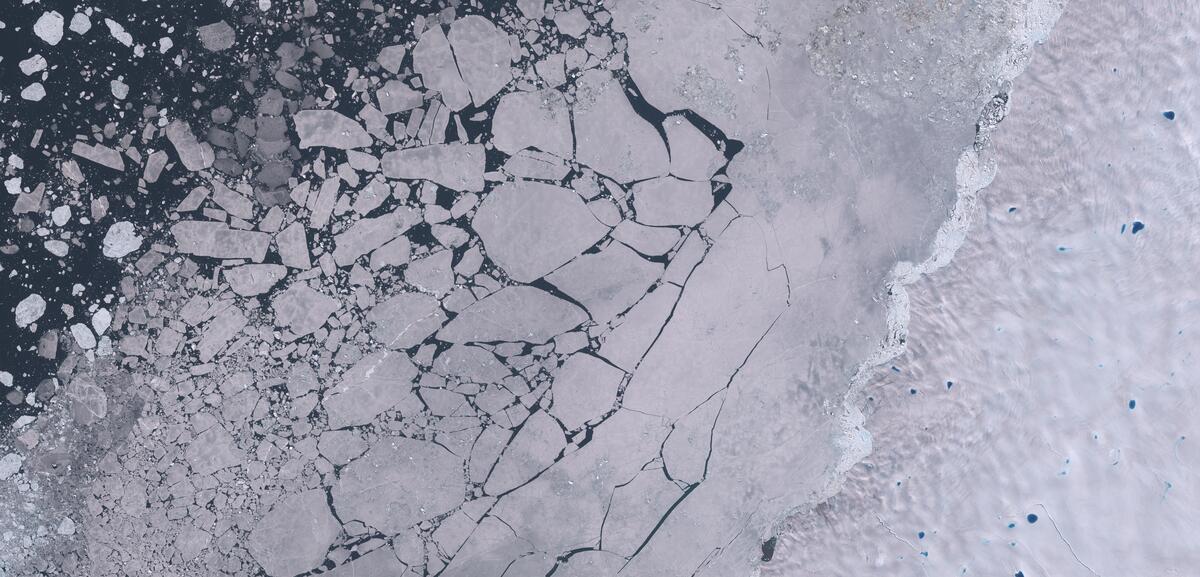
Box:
(367, 291), (446, 349)
(381, 143), (485, 192)
(293, 110), (371, 149)
(102, 221), (143, 258)
(15, 294), (46, 328)
(323, 350), (419, 428)
(72, 142), (125, 171)
(271, 283), (338, 336)
(573, 70), (669, 182)
(331, 206), (420, 266)
(413, 24), (471, 111)
(171, 221), (271, 261)
(631, 176), (715, 226)
(225, 264), (287, 296)
(70, 323), (97, 350)
(448, 15), (515, 106)
(165, 121), (215, 172)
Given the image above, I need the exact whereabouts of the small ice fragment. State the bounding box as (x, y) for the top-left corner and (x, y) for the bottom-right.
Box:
(70, 323), (97, 350)
(111, 79), (129, 99)
(19, 54), (47, 75)
(21, 83), (46, 102)
(34, 11), (64, 46)
(104, 19), (133, 47)
(44, 239), (69, 257)
(102, 221), (143, 258)
(69, 13), (91, 35)
(92, 308), (112, 335)
(158, 36), (173, 53)
(15, 294), (46, 328)
(52, 205), (71, 226)
(0, 453), (23, 480)
(197, 20), (236, 51)
(57, 517), (76, 536)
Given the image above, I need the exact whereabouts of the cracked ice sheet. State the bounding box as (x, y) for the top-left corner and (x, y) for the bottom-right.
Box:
(0, 2), (1069, 577)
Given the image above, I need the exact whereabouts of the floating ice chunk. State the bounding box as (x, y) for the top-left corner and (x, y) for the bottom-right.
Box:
(157, 36), (173, 53)
(438, 286), (587, 344)
(331, 206), (420, 266)
(56, 517), (76, 536)
(92, 308), (112, 335)
(323, 350), (420, 428)
(484, 410), (566, 494)
(472, 181), (609, 282)
(225, 264), (287, 296)
(165, 120), (215, 171)
(72, 142), (125, 171)
(375, 79), (423, 115)
(110, 79), (129, 99)
(171, 221), (271, 261)
(185, 424), (246, 475)
(143, 150), (168, 183)
(21, 83), (46, 102)
(491, 89), (572, 158)
(0, 453), (23, 480)
(34, 11), (64, 45)
(553, 8), (589, 38)
(631, 176), (714, 226)
(199, 306), (247, 362)
(247, 490), (340, 577)
(376, 44), (406, 74)
(104, 19), (133, 47)
(381, 143), (484, 192)
(68, 378), (107, 425)
(15, 294), (46, 328)
(69, 13), (91, 35)
(413, 24), (471, 111)
(368, 291), (445, 350)
(275, 222), (311, 269)
(573, 70), (669, 182)
(448, 15), (515, 106)
(321, 547), (407, 577)
(18, 54), (46, 75)
(272, 283), (338, 336)
(292, 110), (371, 149)
(51, 205), (71, 226)
(70, 323), (97, 350)
(44, 239), (69, 257)
(102, 221), (143, 258)
(197, 20), (235, 51)
(331, 438), (465, 534)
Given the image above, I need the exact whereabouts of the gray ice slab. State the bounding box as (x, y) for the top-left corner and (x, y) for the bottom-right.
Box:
(549, 353), (623, 430)
(471, 181), (610, 283)
(332, 206), (420, 266)
(198, 305), (247, 362)
(272, 283), (338, 336)
(491, 89), (572, 158)
(331, 437), (466, 534)
(663, 115), (725, 181)
(376, 79), (424, 115)
(165, 120), (216, 171)
(381, 143), (485, 192)
(224, 264), (287, 296)
(438, 286), (587, 344)
(323, 547), (408, 577)
(448, 15), (515, 106)
(413, 24), (471, 111)
(71, 142), (125, 171)
(293, 110), (372, 149)
(323, 350), (419, 428)
(367, 291), (446, 349)
(631, 176), (714, 227)
(275, 222), (311, 269)
(545, 241), (663, 323)
(184, 425), (245, 475)
(573, 69), (669, 182)
(197, 20), (235, 51)
(171, 221), (271, 261)
(247, 490), (340, 577)
(483, 410), (565, 495)
(432, 344), (510, 384)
